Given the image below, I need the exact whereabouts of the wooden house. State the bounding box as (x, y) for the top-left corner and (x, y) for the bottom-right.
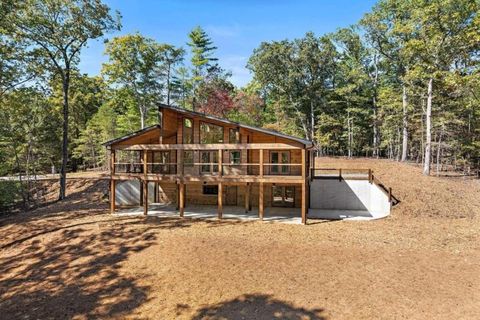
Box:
(104, 104), (314, 224)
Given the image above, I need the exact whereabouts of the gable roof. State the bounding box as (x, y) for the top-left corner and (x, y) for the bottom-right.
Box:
(103, 103), (313, 148)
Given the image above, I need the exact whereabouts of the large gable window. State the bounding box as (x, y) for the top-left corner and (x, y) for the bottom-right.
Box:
(200, 122), (223, 144)
(183, 118), (193, 144)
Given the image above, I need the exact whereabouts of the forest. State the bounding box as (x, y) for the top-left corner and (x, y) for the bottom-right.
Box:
(0, 0), (479, 209)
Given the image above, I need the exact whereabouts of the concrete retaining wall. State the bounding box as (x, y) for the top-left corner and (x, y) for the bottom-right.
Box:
(310, 179), (390, 219)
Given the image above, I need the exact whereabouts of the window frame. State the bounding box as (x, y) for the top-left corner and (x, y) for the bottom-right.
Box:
(270, 151), (290, 175)
(200, 121), (224, 144)
(230, 150), (241, 165)
(183, 117), (194, 144)
(271, 185), (295, 207)
(202, 185), (219, 195)
(229, 128), (240, 144)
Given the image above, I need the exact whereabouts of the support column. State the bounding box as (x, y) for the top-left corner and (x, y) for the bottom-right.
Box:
(110, 179), (116, 214)
(179, 182), (185, 217)
(143, 180), (148, 216)
(301, 181), (307, 224)
(301, 149), (307, 224)
(259, 182), (264, 220)
(245, 183), (250, 213)
(110, 148), (116, 214)
(259, 149), (264, 177)
(218, 182), (223, 219)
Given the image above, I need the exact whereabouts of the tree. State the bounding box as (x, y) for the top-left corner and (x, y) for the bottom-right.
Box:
(360, 0), (416, 162)
(4, 0), (120, 199)
(102, 33), (176, 128)
(187, 26), (218, 110)
(401, 0), (479, 175)
(50, 72), (106, 170)
(248, 32), (337, 143)
(161, 45), (185, 106)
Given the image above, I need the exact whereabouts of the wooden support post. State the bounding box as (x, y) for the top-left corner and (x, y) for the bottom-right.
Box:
(388, 187), (392, 203)
(110, 148), (116, 214)
(301, 149), (306, 180)
(179, 182), (185, 217)
(143, 180), (148, 216)
(368, 169), (372, 184)
(259, 182), (264, 220)
(110, 179), (115, 214)
(339, 168), (342, 181)
(245, 183), (250, 213)
(218, 182), (223, 219)
(301, 181), (307, 224)
(259, 149), (264, 177)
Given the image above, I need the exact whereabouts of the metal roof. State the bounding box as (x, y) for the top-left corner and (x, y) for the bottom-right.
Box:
(103, 104), (313, 148)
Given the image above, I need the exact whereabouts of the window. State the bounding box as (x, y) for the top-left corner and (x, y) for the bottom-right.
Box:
(183, 118), (193, 144)
(184, 151), (193, 167)
(229, 128), (240, 143)
(203, 185), (218, 195)
(152, 151), (170, 174)
(200, 151), (218, 174)
(272, 186), (295, 207)
(200, 122), (223, 143)
(230, 151), (241, 164)
(270, 151), (290, 174)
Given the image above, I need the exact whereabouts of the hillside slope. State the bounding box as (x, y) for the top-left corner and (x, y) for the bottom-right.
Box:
(316, 157), (480, 219)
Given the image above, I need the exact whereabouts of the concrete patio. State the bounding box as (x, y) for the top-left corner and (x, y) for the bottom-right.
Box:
(116, 203), (303, 224)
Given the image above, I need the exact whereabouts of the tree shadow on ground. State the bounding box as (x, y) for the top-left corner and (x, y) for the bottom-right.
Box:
(0, 216), (196, 319)
(191, 294), (326, 320)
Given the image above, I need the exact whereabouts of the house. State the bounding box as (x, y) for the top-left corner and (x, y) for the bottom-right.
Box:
(104, 104), (314, 224)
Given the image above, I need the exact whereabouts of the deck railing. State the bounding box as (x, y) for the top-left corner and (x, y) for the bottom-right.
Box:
(114, 162), (304, 177)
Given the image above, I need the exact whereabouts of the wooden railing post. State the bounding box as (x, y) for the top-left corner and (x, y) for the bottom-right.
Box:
(368, 169), (372, 183)
(339, 168), (342, 181)
(301, 149), (306, 179)
(111, 149), (115, 175)
(218, 149), (223, 176)
(259, 149), (264, 177)
(388, 187), (392, 202)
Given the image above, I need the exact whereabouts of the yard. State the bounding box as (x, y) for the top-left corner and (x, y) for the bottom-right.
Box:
(0, 158), (479, 319)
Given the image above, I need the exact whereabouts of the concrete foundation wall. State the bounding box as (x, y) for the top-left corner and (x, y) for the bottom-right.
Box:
(310, 179), (390, 217)
(116, 180), (141, 206)
(115, 180), (155, 206)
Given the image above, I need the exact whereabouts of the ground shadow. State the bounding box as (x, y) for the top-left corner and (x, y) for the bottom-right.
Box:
(191, 294), (326, 320)
(0, 214), (201, 319)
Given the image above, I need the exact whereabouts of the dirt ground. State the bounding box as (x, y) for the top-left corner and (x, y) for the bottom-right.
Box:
(0, 158), (479, 319)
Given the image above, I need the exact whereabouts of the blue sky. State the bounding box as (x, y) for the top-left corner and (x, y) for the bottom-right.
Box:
(79, 0), (378, 87)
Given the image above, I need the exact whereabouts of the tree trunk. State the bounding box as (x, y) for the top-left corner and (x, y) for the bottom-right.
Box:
(423, 78), (433, 175)
(140, 106), (145, 129)
(310, 100), (315, 143)
(59, 71), (70, 200)
(372, 54), (379, 158)
(436, 126), (443, 176)
(401, 84), (408, 162)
